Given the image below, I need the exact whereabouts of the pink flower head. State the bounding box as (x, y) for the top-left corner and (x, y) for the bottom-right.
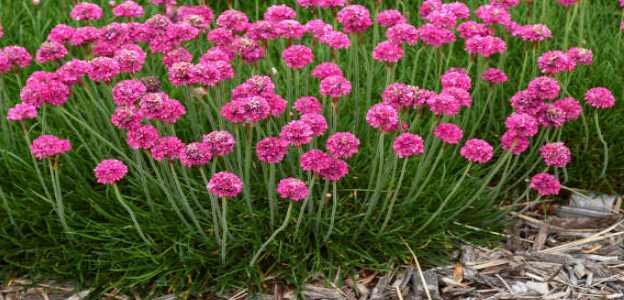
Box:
(277, 177), (309, 201)
(294, 96), (323, 114)
(163, 48), (193, 68)
(319, 157), (349, 181)
(168, 62), (193, 86)
(419, 0), (442, 18)
(465, 35), (507, 58)
(312, 62), (343, 80)
(413, 88), (437, 106)
(514, 24), (552, 42)
(510, 89), (544, 115)
(256, 137), (289, 164)
(264, 5), (296, 23)
(19, 74), (70, 107)
(372, 41), (404, 63)
(427, 92), (461, 116)
(530, 172), (560, 196)
(377, 10), (406, 27)
(266, 94), (286, 117)
(203, 130), (236, 157)
(460, 138), (494, 164)
(150, 136), (184, 161)
(443, 87), (472, 108)
(233, 37), (265, 63)
(326, 132), (360, 159)
(188, 63), (221, 86)
(300, 149), (331, 173)
(540, 142), (571, 168)
(114, 45), (146, 74)
(246, 21), (278, 41)
(319, 31), (351, 49)
(554, 97), (582, 121)
(30, 135), (72, 160)
(418, 24), (456, 47)
(320, 75), (352, 98)
(2, 46), (32, 69)
(366, 103), (399, 132)
(386, 24), (419, 46)
(156, 99), (186, 124)
(280, 120), (314, 147)
(424, 6), (459, 28)
(113, 80), (147, 106)
(584, 87), (616, 109)
(457, 21), (493, 39)
(87, 57), (121, 82)
(490, 0), (520, 8)
(222, 96), (271, 124)
(7, 103), (38, 121)
(282, 45), (314, 69)
(69, 26), (99, 46)
(201, 47), (235, 64)
(127, 125), (159, 150)
(94, 159), (128, 184)
(382, 83), (419, 109)
(567, 47), (592, 65)
(538, 50), (576, 74)
(300, 113), (328, 137)
(176, 5), (214, 30)
(536, 104), (567, 128)
(0, 54), (8, 73)
(434, 122), (464, 144)
(305, 19), (333, 38)
(337, 5), (372, 33)
(113, 1), (144, 17)
(179, 142), (213, 167)
(217, 10), (249, 32)
(207, 172), (243, 198)
(481, 68), (508, 84)
(70, 2), (103, 21)
(111, 106), (143, 129)
(557, 0), (578, 5)
(528, 76), (560, 100)
(441, 68), (471, 91)
(500, 130), (530, 155)
(35, 41), (68, 64)
(505, 112), (539, 137)
(207, 28), (235, 46)
(56, 59), (91, 85)
(276, 20), (306, 40)
(392, 133), (425, 158)
(318, 0), (346, 9)
(475, 4), (511, 25)
(232, 75), (275, 99)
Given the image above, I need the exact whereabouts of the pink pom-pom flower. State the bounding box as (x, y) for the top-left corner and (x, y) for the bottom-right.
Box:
(366, 103), (399, 132)
(282, 45), (314, 69)
(207, 172), (243, 198)
(433, 123), (463, 144)
(70, 2), (103, 21)
(481, 68), (508, 84)
(203, 130), (236, 157)
(277, 177), (309, 201)
(320, 75), (352, 98)
(256, 137), (289, 164)
(530, 172), (561, 196)
(392, 133), (425, 158)
(460, 138), (493, 164)
(326, 132), (360, 159)
(94, 159), (128, 184)
(7, 103), (38, 121)
(540, 142), (572, 168)
(280, 120), (314, 147)
(584, 87), (616, 109)
(30, 135), (72, 160)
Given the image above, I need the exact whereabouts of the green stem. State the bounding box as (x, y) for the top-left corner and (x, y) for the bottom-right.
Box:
(200, 167), (221, 244)
(594, 111), (609, 178)
(112, 185), (151, 246)
(323, 181), (338, 241)
(221, 197), (228, 264)
(295, 175), (316, 236)
(48, 159), (70, 233)
(169, 163), (209, 241)
(249, 202), (294, 266)
(378, 158), (409, 235)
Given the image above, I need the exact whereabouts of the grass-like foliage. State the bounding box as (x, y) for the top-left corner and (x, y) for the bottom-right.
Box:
(1, 0), (623, 296)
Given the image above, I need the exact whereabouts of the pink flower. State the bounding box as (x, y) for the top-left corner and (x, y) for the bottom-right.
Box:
(540, 142), (571, 168)
(386, 24), (419, 45)
(114, 45), (146, 74)
(536, 104), (567, 128)
(465, 35), (507, 58)
(337, 5), (372, 33)
(203, 130), (236, 157)
(326, 132), (360, 159)
(180, 142), (213, 167)
(510, 89), (543, 115)
(305, 19), (333, 38)
(276, 20), (306, 40)
(441, 68), (471, 91)
(505, 112), (539, 137)
(189, 63), (221, 86)
(256, 137), (289, 164)
(267, 94), (287, 117)
(113, 80), (147, 106)
(200, 47), (235, 63)
(514, 24), (552, 42)
(280, 120), (314, 146)
(30, 135), (72, 160)
(111, 106), (143, 129)
(207, 172), (243, 198)
(372, 41), (404, 63)
(501, 131), (529, 155)
(528, 76), (560, 100)
(457, 21), (493, 39)
(277, 178), (309, 201)
(312, 62), (343, 80)
(232, 75), (275, 99)
(94, 159), (128, 184)
(168, 62), (193, 86)
(35, 41), (68, 64)
(217, 10), (249, 32)
(319, 31), (351, 49)
(424, 6), (458, 28)
(557, 0), (578, 5)
(530, 173), (560, 196)
(443, 87), (472, 108)
(233, 37), (265, 63)
(264, 5), (296, 23)
(157, 99), (186, 124)
(246, 21), (278, 41)
(392, 133), (425, 158)
(554, 97), (582, 121)
(433, 122), (463, 144)
(19, 74), (70, 107)
(490, 0), (520, 8)
(475, 4), (511, 25)
(150, 136), (184, 161)
(127, 125), (160, 150)
(318, 0), (346, 8)
(418, 24), (456, 47)
(139, 92), (168, 121)
(427, 92), (461, 116)
(413, 88), (437, 106)
(176, 6), (214, 30)
(319, 157), (349, 181)
(300, 113), (328, 137)
(320, 75), (352, 98)
(70, 2), (103, 21)
(366, 103), (399, 132)
(163, 48), (193, 68)
(300, 149), (331, 173)
(56, 59), (91, 85)
(282, 45), (314, 69)
(538, 50), (576, 74)
(87, 57), (121, 82)
(207, 28), (235, 46)
(69, 26), (99, 46)
(377, 10), (406, 27)
(113, 1), (144, 18)
(382, 83), (419, 108)
(419, 0), (442, 18)
(294, 96), (323, 114)
(584, 87), (616, 109)
(7, 103), (38, 121)
(481, 68), (508, 84)
(221, 96), (271, 124)
(460, 138), (494, 164)
(2, 46), (32, 69)
(567, 47), (592, 65)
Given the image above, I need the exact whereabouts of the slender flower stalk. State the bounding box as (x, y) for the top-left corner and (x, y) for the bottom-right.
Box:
(324, 181), (338, 241)
(378, 158), (409, 235)
(594, 111), (609, 177)
(250, 202), (293, 266)
(48, 158), (70, 233)
(112, 184), (151, 246)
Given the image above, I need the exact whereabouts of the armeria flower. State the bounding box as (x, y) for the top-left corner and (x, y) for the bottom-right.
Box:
(528, 76), (560, 100)
(312, 62), (343, 80)
(294, 96), (323, 114)
(256, 137), (289, 164)
(179, 142), (213, 167)
(114, 45), (146, 74)
(19, 74), (70, 107)
(460, 138), (494, 164)
(163, 48), (193, 68)
(188, 63), (220, 86)
(413, 88), (437, 106)
(319, 157), (349, 181)
(337, 5), (372, 33)
(280, 120), (314, 147)
(127, 125), (159, 150)
(443, 87), (472, 108)
(56, 59), (91, 85)
(200, 47), (235, 64)
(318, 0), (346, 8)
(567, 47), (593, 65)
(264, 4), (296, 23)
(246, 21), (278, 41)
(0, 54), (9, 73)
(157, 99), (186, 124)
(320, 75), (352, 98)
(168, 62), (193, 86)
(510, 89), (544, 115)
(2, 46), (32, 69)
(217, 9), (249, 32)
(176, 5), (214, 30)
(475, 4), (511, 25)
(300, 149), (331, 173)
(207, 172), (243, 198)
(514, 24), (552, 42)
(300, 113), (328, 137)
(441, 68), (471, 91)
(203, 130), (236, 157)
(277, 178), (309, 201)
(221, 96), (271, 123)
(231, 75), (275, 99)
(366, 103), (399, 132)
(35, 41), (68, 64)
(139, 92), (168, 119)
(554, 97), (582, 121)
(326, 132), (360, 159)
(69, 26), (99, 46)
(207, 28), (235, 46)
(276, 20), (306, 40)
(377, 10), (406, 27)
(386, 24), (419, 46)
(392, 133), (425, 158)
(112, 80), (147, 106)
(427, 92), (461, 116)
(94, 159), (128, 184)
(319, 30), (351, 49)
(282, 45), (314, 69)
(540, 142), (571, 168)
(481, 68), (508, 84)
(418, 24), (456, 47)
(433, 122), (464, 144)
(150, 136), (184, 161)
(530, 172), (560, 196)
(382, 83), (419, 109)
(465, 35), (507, 58)
(584, 87), (616, 109)
(372, 41), (404, 63)
(87, 57), (121, 82)
(424, 7), (459, 28)
(111, 106), (143, 130)
(30, 135), (72, 160)
(536, 104), (567, 128)
(537, 50), (576, 74)
(7, 103), (38, 121)
(557, 0), (578, 5)
(490, 0), (520, 8)
(505, 112), (539, 137)
(266, 94), (287, 117)
(70, 2), (103, 21)
(233, 37), (265, 64)
(500, 130), (530, 155)
(113, 0), (144, 18)
(305, 19), (333, 38)
(419, 0), (442, 18)
(457, 21), (493, 39)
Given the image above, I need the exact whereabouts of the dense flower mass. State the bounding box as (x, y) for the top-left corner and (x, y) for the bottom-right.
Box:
(276, 177), (309, 201)
(530, 173), (561, 196)
(460, 139), (493, 164)
(366, 103), (399, 132)
(392, 133), (425, 158)
(30, 135), (72, 160)
(207, 172), (243, 198)
(94, 159), (128, 184)
(584, 87), (616, 109)
(433, 123), (463, 144)
(326, 132), (360, 159)
(540, 142), (571, 168)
